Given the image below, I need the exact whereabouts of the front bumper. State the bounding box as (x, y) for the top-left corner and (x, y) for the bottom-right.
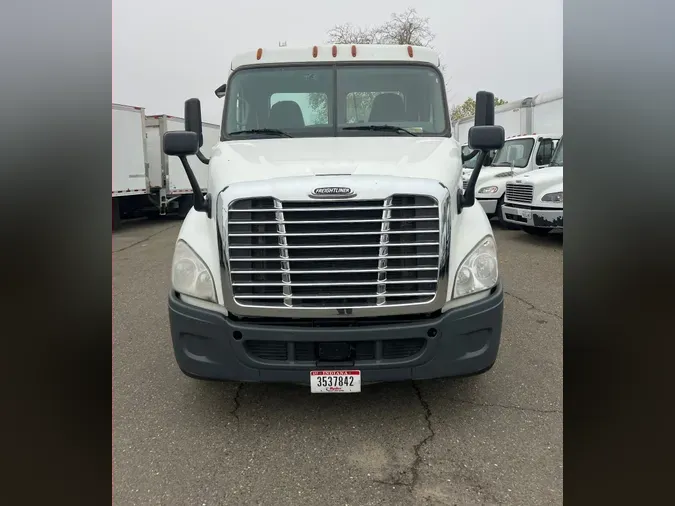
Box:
(477, 197), (498, 215)
(168, 283), (504, 384)
(502, 204), (563, 229)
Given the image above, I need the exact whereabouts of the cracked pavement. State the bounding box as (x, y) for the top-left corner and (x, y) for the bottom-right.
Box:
(113, 220), (562, 505)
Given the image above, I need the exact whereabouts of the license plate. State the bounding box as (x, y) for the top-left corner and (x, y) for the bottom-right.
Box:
(310, 370), (361, 393)
(519, 209), (531, 219)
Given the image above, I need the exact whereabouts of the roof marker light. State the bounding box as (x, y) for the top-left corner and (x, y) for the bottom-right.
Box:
(332, 45), (337, 57)
(351, 45), (357, 57)
(407, 45), (414, 57)
(256, 48), (263, 60)
(312, 45), (318, 58)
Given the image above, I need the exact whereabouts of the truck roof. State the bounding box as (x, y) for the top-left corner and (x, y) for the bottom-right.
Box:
(230, 44), (441, 71)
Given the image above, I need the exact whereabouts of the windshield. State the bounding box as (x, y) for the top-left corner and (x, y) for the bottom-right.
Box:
(488, 138), (535, 169)
(223, 64), (449, 139)
(549, 137), (564, 166)
(462, 145), (477, 168)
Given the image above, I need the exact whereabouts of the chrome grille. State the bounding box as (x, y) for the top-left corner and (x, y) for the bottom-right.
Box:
(505, 183), (534, 204)
(226, 195), (441, 309)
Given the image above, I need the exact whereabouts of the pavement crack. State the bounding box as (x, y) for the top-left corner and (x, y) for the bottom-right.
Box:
(113, 223), (180, 253)
(451, 398), (562, 414)
(505, 290), (562, 320)
(372, 383), (436, 494)
(230, 383), (243, 425)
(411, 382), (435, 490)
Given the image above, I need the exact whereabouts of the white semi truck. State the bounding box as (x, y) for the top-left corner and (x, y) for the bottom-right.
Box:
(502, 135), (563, 235)
(456, 89), (562, 225)
(111, 105), (219, 229)
(161, 44), (507, 392)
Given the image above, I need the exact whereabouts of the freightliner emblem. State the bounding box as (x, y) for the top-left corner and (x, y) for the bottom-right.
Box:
(309, 187), (356, 199)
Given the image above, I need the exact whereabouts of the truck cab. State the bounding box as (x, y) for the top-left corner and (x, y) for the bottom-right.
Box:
(502, 135), (563, 235)
(462, 133), (560, 225)
(160, 44), (506, 392)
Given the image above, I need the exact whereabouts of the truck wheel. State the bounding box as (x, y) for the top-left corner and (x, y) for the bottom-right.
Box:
(112, 199), (121, 231)
(496, 196), (519, 230)
(523, 226), (550, 236)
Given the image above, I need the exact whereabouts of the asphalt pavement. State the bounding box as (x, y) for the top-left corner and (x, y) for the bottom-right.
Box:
(113, 219), (563, 506)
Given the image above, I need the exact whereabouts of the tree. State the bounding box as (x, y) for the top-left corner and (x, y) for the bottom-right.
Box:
(310, 9), (441, 123)
(328, 8), (436, 47)
(450, 96), (508, 122)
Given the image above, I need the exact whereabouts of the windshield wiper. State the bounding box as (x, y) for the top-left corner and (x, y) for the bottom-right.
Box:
(342, 125), (418, 136)
(229, 129), (293, 138)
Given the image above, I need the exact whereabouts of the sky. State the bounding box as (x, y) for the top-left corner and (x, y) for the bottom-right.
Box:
(112, 0), (563, 125)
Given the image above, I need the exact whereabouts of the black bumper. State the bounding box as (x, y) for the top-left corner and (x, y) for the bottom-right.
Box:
(168, 283), (504, 384)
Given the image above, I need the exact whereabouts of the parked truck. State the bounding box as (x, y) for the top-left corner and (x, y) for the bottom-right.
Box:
(112, 103), (150, 230)
(456, 89), (562, 225)
(145, 114), (220, 217)
(112, 105), (219, 229)
(502, 135), (564, 235)
(160, 44), (506, 392)
(462, 132), (561, 226)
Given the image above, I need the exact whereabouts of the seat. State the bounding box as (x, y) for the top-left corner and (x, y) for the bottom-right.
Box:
(267, 100), (305, 129)
(368, 93), (405, 123)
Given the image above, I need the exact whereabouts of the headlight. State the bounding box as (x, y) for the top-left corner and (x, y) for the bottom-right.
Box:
(172, 240), (216, 302)
(453, 236), (499, 298)
(477, 186), (499, 194)
(542, 191), (563, 203)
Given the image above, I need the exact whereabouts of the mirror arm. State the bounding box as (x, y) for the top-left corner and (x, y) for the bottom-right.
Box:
(179, 156), (210, 216)
(196, 150), (210, 164)
(458, 150), (487, 212)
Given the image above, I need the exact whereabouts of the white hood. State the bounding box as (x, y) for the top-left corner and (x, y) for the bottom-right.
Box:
(515, 165), (563, 186)
(515, 165), (563, 203)
(208, 137), (460, 190)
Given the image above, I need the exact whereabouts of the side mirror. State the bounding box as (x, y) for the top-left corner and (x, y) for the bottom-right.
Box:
(184, 98), (204, 147)
(474, 91), (495, 126)
(458, 90), (505, 212)
(163, 131), (199, 156)
(215, 83), (227, 99)
(468, 125), (505, 151)
(162, 130), (209, 215)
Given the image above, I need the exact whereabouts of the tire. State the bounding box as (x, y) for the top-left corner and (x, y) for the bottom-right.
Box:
(523, 226), (550, 236)
(112, 199), (121, 231)
(496, 196), (519, 229)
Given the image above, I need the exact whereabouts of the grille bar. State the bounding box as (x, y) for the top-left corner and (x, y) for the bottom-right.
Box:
(232, 218), (439, 225)
(274, 199), (293, 307)
(230, 205), (437, 212)
(229, 230), (441, 237)
(226, 194), (442, 309)
(229, 242), (439, 250)
(231, 267), (438, 274)
(233, 279), (438, 287)
(235, 292), (437, 300)
(377, 197), (393, 305)
(230, 254), (439, 262)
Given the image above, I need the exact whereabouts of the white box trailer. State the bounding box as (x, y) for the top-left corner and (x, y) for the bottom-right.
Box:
(145, 114), (220, 215)
(453, 88), (563, 143)
(112, 103), (150, 229)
